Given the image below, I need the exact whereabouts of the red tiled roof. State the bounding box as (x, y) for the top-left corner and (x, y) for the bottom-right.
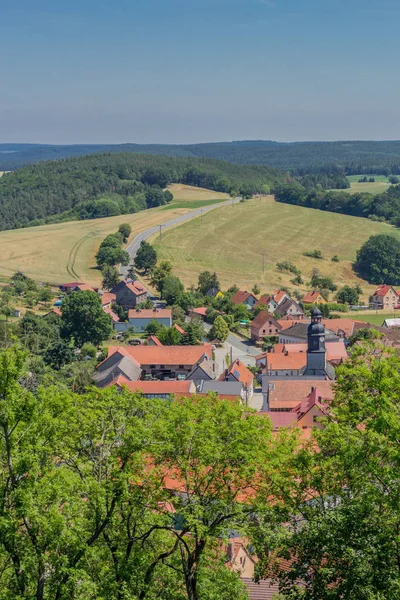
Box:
(272, 290), (287, 304)
(106, 344), (212, 366)
(258, 411), (297, 429)
(147, 335), (163, 346)
(268, 380), (334, 411)
(191, 307), (207, 317)
(128, 308), (172, 319)
(373, 284), (398, 297)
(173, 323), (186, 335)
(223, 359), (254, 387)
(104, 307), (119, 323)
(255, 294), (272, 308)
(50, 307), (62, 316)
(266, 352), (307, 372)
(123, 280), (148, 296)
(231, 290), (256, 305)
(303, 290), (326, 303)
(293, 387), (328, 418)
(321, 318), (355, 338)
(74, 283), (95, 292)
(101, 292), (116, 306)
(251, 311), (281, 331)
(277, 318), (306, 331)
(242, 578), (281, 600)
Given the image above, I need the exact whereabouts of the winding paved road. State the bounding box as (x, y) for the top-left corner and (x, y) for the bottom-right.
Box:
(120, 197), (240, 278)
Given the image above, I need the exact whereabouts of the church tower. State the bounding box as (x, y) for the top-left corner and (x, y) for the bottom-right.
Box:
(303, 307), (327, 376)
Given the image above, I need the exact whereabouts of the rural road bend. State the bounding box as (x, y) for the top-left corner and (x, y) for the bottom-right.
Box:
(120, 197), (240, 278)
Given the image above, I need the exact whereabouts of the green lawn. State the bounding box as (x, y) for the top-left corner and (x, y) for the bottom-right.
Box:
(151, 195), (400, 301)
(162, 199), (226, 210)
(348, 313), (387, 326)
(346, 175), (391, 195)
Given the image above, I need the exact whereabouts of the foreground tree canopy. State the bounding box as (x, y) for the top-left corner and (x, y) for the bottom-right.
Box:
(1, 341), (400, 599)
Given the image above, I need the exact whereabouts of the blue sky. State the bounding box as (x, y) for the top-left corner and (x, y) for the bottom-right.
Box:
(1, 0), (399, 143)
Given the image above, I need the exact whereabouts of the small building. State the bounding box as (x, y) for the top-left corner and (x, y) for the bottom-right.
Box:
(383, 318), (400, 329)
(186, 357), (216, 381)
(274, 297), (305, 319)
(205, 287), (224, 299)
(196, 379), (243, 401)
(231, 290), (258, 309)
(115, 308), (172, 333)
(100, 292), (116, 309)
(254, 294), (278, 313)
(272, 289), (290, 306)
(95, 344), (214, 386)
(250, 311), (282, 342)
(220, 359), (254, 401)
(369, 285), (399, 310)
(111, 280), (149, 309)
(302, 290), (327, 305)
(188, 307), (208, 320)
(59, 282), (95, 294)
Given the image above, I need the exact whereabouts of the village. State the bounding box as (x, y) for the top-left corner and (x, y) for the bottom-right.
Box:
(44, 275), (400, 442)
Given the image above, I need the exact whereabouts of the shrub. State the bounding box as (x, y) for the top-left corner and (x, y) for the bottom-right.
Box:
(303, 250), (323, 259)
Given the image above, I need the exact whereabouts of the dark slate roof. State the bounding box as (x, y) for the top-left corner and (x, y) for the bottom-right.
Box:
(93, 356), (142, 388)
(281, 322), (339, 342)
(196, 380), (243, 396)
(275, 297), (303, 317)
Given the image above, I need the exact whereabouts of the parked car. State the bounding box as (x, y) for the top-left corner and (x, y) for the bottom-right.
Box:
(128, 338), (142, 346)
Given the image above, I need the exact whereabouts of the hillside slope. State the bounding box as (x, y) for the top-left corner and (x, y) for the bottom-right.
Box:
(0, 153), (282, 231)
(151, 195), (400, 300)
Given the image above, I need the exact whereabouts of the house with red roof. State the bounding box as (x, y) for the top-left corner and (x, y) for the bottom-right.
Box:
(95, 344), (214, 387)
(59, 282), (95, 294)
(369, 284), (399, 309)
(254, 294), (278, 313)
(100, 292), (116, 309)
(231, 290), (258, 309)
(250, 311), (282, 342)
(188, 307), (208, 319)
(220, 359), (254, 401)
(111, 280), (149, 309)
(302, 290), (327, 304)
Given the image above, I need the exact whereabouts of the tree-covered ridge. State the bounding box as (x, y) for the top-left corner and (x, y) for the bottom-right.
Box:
(3, 139), (400, 175)
(274, 180), (400, 226)
(0, 152), (283, 231)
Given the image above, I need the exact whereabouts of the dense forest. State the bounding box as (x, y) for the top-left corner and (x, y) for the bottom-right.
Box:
(0, 153), (283, 231)
(3, 140), (400, 175)
(274, 181), (400, 226)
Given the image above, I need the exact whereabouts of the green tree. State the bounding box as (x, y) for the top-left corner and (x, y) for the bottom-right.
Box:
(37, 285), (53, 303)
(96, 246), (129, 268)
(336, 285), (359, 305)
(44, 339), (75, 370)
(252, 284), (261, 296)
(145, 318), (162, 336)
(209, 315), (229, 343)
(356, 233), (400, 285)
(150, 261), (173, 293)
(118, 222), (132, 243)
(162, 275), (184, 305)
(134, 241), (157, 273)
(197, 271), (220, 295)
(101, 265), (120, 290)
(158, 326), (182, 345)
(61, 290), (112, 347)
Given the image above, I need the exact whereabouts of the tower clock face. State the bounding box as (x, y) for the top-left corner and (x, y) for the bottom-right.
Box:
(319, 336), (324, 342)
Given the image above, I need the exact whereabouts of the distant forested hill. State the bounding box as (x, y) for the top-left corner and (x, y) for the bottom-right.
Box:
(2, 140), (400, 175)
(0, 152), (282, 231)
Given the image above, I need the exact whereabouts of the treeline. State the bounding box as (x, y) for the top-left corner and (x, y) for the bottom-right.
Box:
(274, 181), (400, 226)
(3, 140), (400, 176)
(0, 153), (283, 230)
